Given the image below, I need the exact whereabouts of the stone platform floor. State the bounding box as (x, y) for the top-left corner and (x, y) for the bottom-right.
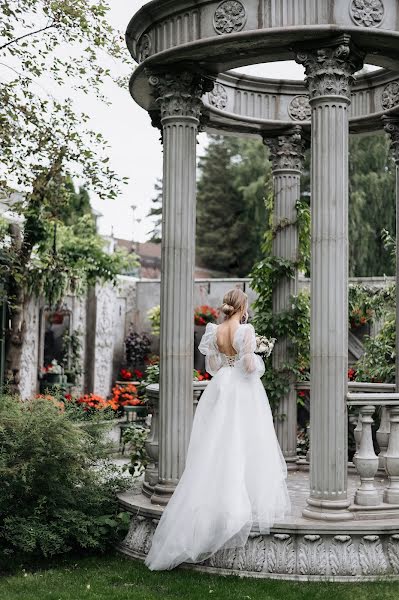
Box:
(118, 466), (399, 531)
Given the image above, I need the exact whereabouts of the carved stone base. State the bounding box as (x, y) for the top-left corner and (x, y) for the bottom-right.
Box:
(118, 491), (399, 581)
(150, 482), (177, 506)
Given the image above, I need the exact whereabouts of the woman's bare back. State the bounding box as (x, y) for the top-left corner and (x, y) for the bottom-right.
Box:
(216, 321), (239, 356)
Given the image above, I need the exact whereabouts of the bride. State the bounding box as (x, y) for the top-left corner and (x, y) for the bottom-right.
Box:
(144, 288), (291, 571)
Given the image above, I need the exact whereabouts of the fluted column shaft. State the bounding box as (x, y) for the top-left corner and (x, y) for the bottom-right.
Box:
(264, 127), (305, 467)
(296, 36), (364, 520)
(383, 118), (399, 392)
(148, 72), (209, 505)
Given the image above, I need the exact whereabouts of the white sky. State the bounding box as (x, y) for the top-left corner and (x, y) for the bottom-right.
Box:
(85, 2), (378, 242)
(84, 2), (307, 242)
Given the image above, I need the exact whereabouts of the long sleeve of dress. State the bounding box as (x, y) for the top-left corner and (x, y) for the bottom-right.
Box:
(235, 324), (265, 378)
(198, 323), (222, 376)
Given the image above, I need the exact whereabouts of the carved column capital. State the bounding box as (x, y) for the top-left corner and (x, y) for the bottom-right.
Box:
(263, 126), (305, 172)
(383, 116), (399, 165)
(295, 35), (365, 101)
(147, 70), (213, 122)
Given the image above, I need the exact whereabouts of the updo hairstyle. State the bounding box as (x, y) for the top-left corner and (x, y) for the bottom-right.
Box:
(220, 288), (248, 319)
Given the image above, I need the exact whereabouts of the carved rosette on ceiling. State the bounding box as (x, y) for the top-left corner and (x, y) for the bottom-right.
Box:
(137, 33), (152, 63)
(350, 0), (384, 28)
(383, 116), (399, 165)
(213, 1), (247, 35)
(295, 37), (365, 101)
(382, 82), (399, 110)
(288, 96), (311, 121)
(208, 83), (228, 109)
(148, 71), (214, 121)
(263, 126), (305, 172)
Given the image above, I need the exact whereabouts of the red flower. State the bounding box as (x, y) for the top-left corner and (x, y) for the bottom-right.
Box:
(134, 369), (144, 380)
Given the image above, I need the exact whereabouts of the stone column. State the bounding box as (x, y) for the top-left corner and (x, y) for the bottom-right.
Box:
(263, 126), (305, 469)
(296, 35), (364, 520)
(147, 72), (211, 505)
(383, 117), (399, 392)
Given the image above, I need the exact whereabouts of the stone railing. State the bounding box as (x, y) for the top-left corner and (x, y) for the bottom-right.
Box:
(142, 382), (208, 499)
(347, 387), (399, 512)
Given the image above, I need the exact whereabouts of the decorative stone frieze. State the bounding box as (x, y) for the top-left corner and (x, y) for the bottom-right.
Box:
(350, 0), (384, 28)
(120, 511), (399, 579)
(382, 82), (399, 110)
(295, 36), (365, 100)
(288, 95), (311, 121)
(137, 33), (152, 63)
(213, 1), (247, 35)
(208, 83), (228, 109)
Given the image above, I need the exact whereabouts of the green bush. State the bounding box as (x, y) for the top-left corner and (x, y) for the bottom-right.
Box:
(0, 396), (129, 564)
(355, 315), (396, 383)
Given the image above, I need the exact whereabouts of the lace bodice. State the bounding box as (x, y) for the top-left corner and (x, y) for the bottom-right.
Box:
(220, 353), (238, 368)
(198, 323), (265, 378)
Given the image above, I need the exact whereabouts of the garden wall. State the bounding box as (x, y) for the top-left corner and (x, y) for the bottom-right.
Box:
(20, 277), (254, 399)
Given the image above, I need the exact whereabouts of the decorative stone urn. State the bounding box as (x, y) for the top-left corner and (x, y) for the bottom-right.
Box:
(142, 381), (208, 499)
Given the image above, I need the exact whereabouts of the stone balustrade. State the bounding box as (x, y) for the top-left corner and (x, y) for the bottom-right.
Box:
(347, 391), (399, 515)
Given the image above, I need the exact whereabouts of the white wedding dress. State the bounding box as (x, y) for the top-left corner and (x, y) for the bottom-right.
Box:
(144, 322), (291, 571)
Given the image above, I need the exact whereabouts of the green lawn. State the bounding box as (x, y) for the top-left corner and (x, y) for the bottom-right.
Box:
(1, 553), (399, 600)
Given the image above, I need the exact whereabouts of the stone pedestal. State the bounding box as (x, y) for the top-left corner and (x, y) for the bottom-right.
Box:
(264, 127), (305, 468)
(296, 36), (364, 521)
(147, 72), (211, 505)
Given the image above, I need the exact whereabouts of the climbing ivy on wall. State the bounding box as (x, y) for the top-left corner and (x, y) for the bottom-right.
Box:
(250, 187), (311, 414)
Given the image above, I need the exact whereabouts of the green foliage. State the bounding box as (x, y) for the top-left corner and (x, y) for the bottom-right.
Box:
(250, 168), (311, 412)
(0, 395), (129, 563)
(196, 136), (272, 277)
(123, 425), (151, 479)
(147, 179), (163, 243)
(355, 316), (396, 383)
(147, 305), (161, 336)
(26, 213), (136, 305)
(348, 283), (395, 329)
(349, 133), (396, 277)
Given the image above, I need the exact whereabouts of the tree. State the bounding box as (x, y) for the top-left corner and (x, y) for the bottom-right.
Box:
(349, 133), (396, 276)
(147, 179), (163, 244)
(0, 1), (130, 392)
(196, 136), (271, 277)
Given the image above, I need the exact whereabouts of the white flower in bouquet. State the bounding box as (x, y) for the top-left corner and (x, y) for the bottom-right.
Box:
(255, 335), (276, 357)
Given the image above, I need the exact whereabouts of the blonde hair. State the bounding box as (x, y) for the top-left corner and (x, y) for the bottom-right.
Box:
(221, 288), (248, 319)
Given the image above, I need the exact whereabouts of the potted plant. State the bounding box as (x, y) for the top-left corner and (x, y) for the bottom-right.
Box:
(43, 359), (63, 384)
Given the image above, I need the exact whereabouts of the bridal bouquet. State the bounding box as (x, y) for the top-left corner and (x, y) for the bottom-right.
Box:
(255, 335), (276, 357)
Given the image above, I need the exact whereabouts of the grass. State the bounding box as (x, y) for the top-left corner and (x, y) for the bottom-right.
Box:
(0, 552), (399, 600)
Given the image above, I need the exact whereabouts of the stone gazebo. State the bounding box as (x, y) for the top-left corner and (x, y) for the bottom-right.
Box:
(119, 0), (399, 579)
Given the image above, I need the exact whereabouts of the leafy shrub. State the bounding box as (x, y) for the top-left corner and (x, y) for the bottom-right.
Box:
(147, 305), (160, 336)
(124, 331), (151, 369)
(355, 315), (396, 383)
(0, 396), (129, 564)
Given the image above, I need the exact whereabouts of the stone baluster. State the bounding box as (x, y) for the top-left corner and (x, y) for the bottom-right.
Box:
(263, 127), (305, 470)
(353, 409), (363, 462)
(384, 406), (399, 504)
(354, 405), (380, 506)
(376, 405), (391, 471)
(295, 35), (364, 520)
(147, 72), (212, 505)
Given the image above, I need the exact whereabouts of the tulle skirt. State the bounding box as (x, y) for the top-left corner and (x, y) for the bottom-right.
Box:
(144, 365), (291, 571)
